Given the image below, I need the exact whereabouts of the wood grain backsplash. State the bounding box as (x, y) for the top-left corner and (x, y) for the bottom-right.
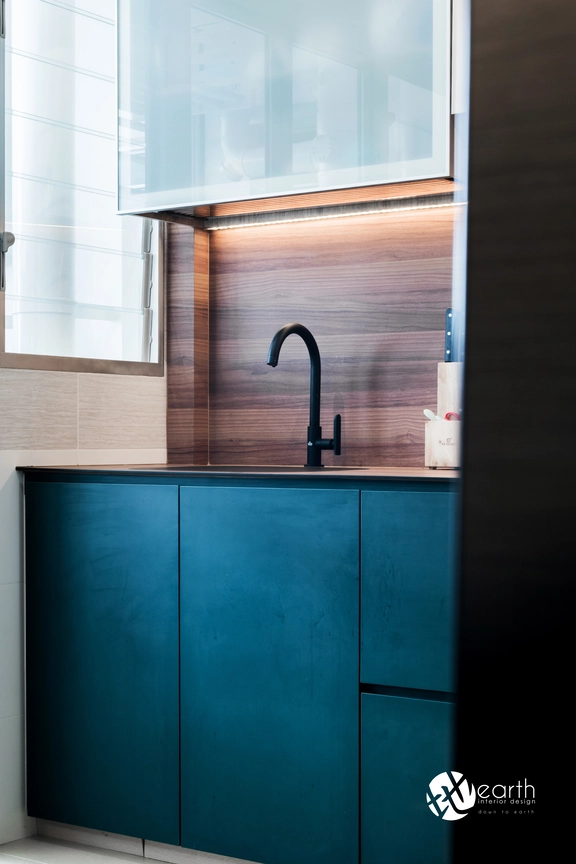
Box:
(167, 205), (456, 466)
(166, 224), (209, 464)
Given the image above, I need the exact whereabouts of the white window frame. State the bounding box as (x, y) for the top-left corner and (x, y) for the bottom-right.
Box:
(0, 0), (164, 377)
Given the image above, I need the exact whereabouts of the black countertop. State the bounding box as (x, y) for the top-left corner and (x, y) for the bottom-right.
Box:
(17, 463), (459, 482)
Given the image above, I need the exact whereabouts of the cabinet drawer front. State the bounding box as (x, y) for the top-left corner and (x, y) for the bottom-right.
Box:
(361, 693), (454, 864)
(25, 481), (180, 844)
(180, 486), (359, 864)
(361, 490), (456, 691)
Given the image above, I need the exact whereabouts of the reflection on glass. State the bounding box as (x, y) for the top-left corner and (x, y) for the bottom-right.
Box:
(118, 0), (450, 212)
(5, 0), (157, 362)
(291, 47), (358, 184)
(190, 6), (266, 188)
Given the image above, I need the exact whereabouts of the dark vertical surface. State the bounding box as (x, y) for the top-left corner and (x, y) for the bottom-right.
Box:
(180, 486), (359, 864)
(361, 489), (457, 692)
(25, 482), (180, 843)
(456, 0), (576, 853)
(361, 693), (453, 864)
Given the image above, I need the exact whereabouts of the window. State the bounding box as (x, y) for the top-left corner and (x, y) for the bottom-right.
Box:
(0, 0), (163, 374)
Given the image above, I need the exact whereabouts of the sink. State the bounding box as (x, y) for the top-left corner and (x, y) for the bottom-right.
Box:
(162, 465), (366, 473)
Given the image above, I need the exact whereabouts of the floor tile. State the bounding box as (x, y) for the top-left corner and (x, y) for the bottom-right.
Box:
(0, 837), (143, 863)
(0, 838), (260, 864)
(36, 823), (142, 858)
(145, 840), (259, 864)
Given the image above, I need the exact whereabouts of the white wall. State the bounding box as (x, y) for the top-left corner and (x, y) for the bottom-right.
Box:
(0, 367), (166, 844)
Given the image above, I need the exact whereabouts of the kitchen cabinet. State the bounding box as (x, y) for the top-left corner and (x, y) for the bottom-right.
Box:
(361, 692), (453, 864)
(25, 481), (180, 844)
(361, 489), (456, 692)
(179, 486), (359, 864)
(23, 469), (457, 864)
(360, 489), (456, 864)
(117, 0), (451, 214)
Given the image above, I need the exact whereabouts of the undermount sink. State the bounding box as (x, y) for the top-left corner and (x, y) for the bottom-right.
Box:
(163, 465), (367, 473)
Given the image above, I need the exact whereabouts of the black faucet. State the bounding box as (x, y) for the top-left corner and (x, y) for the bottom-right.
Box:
(267, 322), (341, 468)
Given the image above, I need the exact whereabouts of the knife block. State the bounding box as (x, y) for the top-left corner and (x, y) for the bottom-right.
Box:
(424, 362), (463, 468)
(425, 419), (461, 468)
(437, 361), (463, 418)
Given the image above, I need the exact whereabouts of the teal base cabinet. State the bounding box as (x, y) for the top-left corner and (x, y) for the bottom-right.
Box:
(361, 693), (454, 864)
(180, 486), (359, 864)
(361, 490), (456, 692)
(360, 488), (456, 864)
(23, 471), (458, 864)
(25, 481), (180, 844)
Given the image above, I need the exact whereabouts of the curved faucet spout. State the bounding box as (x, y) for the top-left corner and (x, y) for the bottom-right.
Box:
(267, 323), (321, 429)
(267, 323), (341, 467)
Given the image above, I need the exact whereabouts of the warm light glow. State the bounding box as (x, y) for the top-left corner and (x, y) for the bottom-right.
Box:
(205, 198), (462, 231)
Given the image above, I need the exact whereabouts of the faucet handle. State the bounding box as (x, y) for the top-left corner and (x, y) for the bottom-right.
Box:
(309, 415), (341, 462)
(333, 414), (341, 456)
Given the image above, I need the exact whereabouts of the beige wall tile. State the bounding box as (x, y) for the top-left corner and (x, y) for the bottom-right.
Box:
(0, 370), (77, 451)
(79, 374), (166, 450)
(78, 449), (167, 465)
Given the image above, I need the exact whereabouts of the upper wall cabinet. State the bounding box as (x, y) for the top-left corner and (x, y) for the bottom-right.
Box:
(117, 0), (451, 213)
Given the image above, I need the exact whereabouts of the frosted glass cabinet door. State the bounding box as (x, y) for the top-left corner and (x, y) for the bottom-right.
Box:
(118, 0), (451, 212)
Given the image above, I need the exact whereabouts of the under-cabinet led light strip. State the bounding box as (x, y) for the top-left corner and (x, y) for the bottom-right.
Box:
(203, 192), (461, 230)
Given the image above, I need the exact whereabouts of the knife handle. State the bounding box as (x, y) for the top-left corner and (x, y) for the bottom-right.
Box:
(445, 308), (454, 362)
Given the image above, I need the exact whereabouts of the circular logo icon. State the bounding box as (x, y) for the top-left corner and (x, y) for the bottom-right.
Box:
(426, 771), (476, 820)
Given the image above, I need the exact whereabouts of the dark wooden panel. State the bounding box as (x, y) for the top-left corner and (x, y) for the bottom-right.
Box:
(209, 207), (455, 466)
(166, 223), (209, 463)
(456, 0), (576, 856)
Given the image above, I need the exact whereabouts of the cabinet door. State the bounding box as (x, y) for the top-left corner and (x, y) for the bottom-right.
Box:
(118, 0), (450, 213)
(25, 481), (179, 844)
(180, 486), (359, 864)
(361, 490), (456, 691)
(361, 693), (453, 864)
